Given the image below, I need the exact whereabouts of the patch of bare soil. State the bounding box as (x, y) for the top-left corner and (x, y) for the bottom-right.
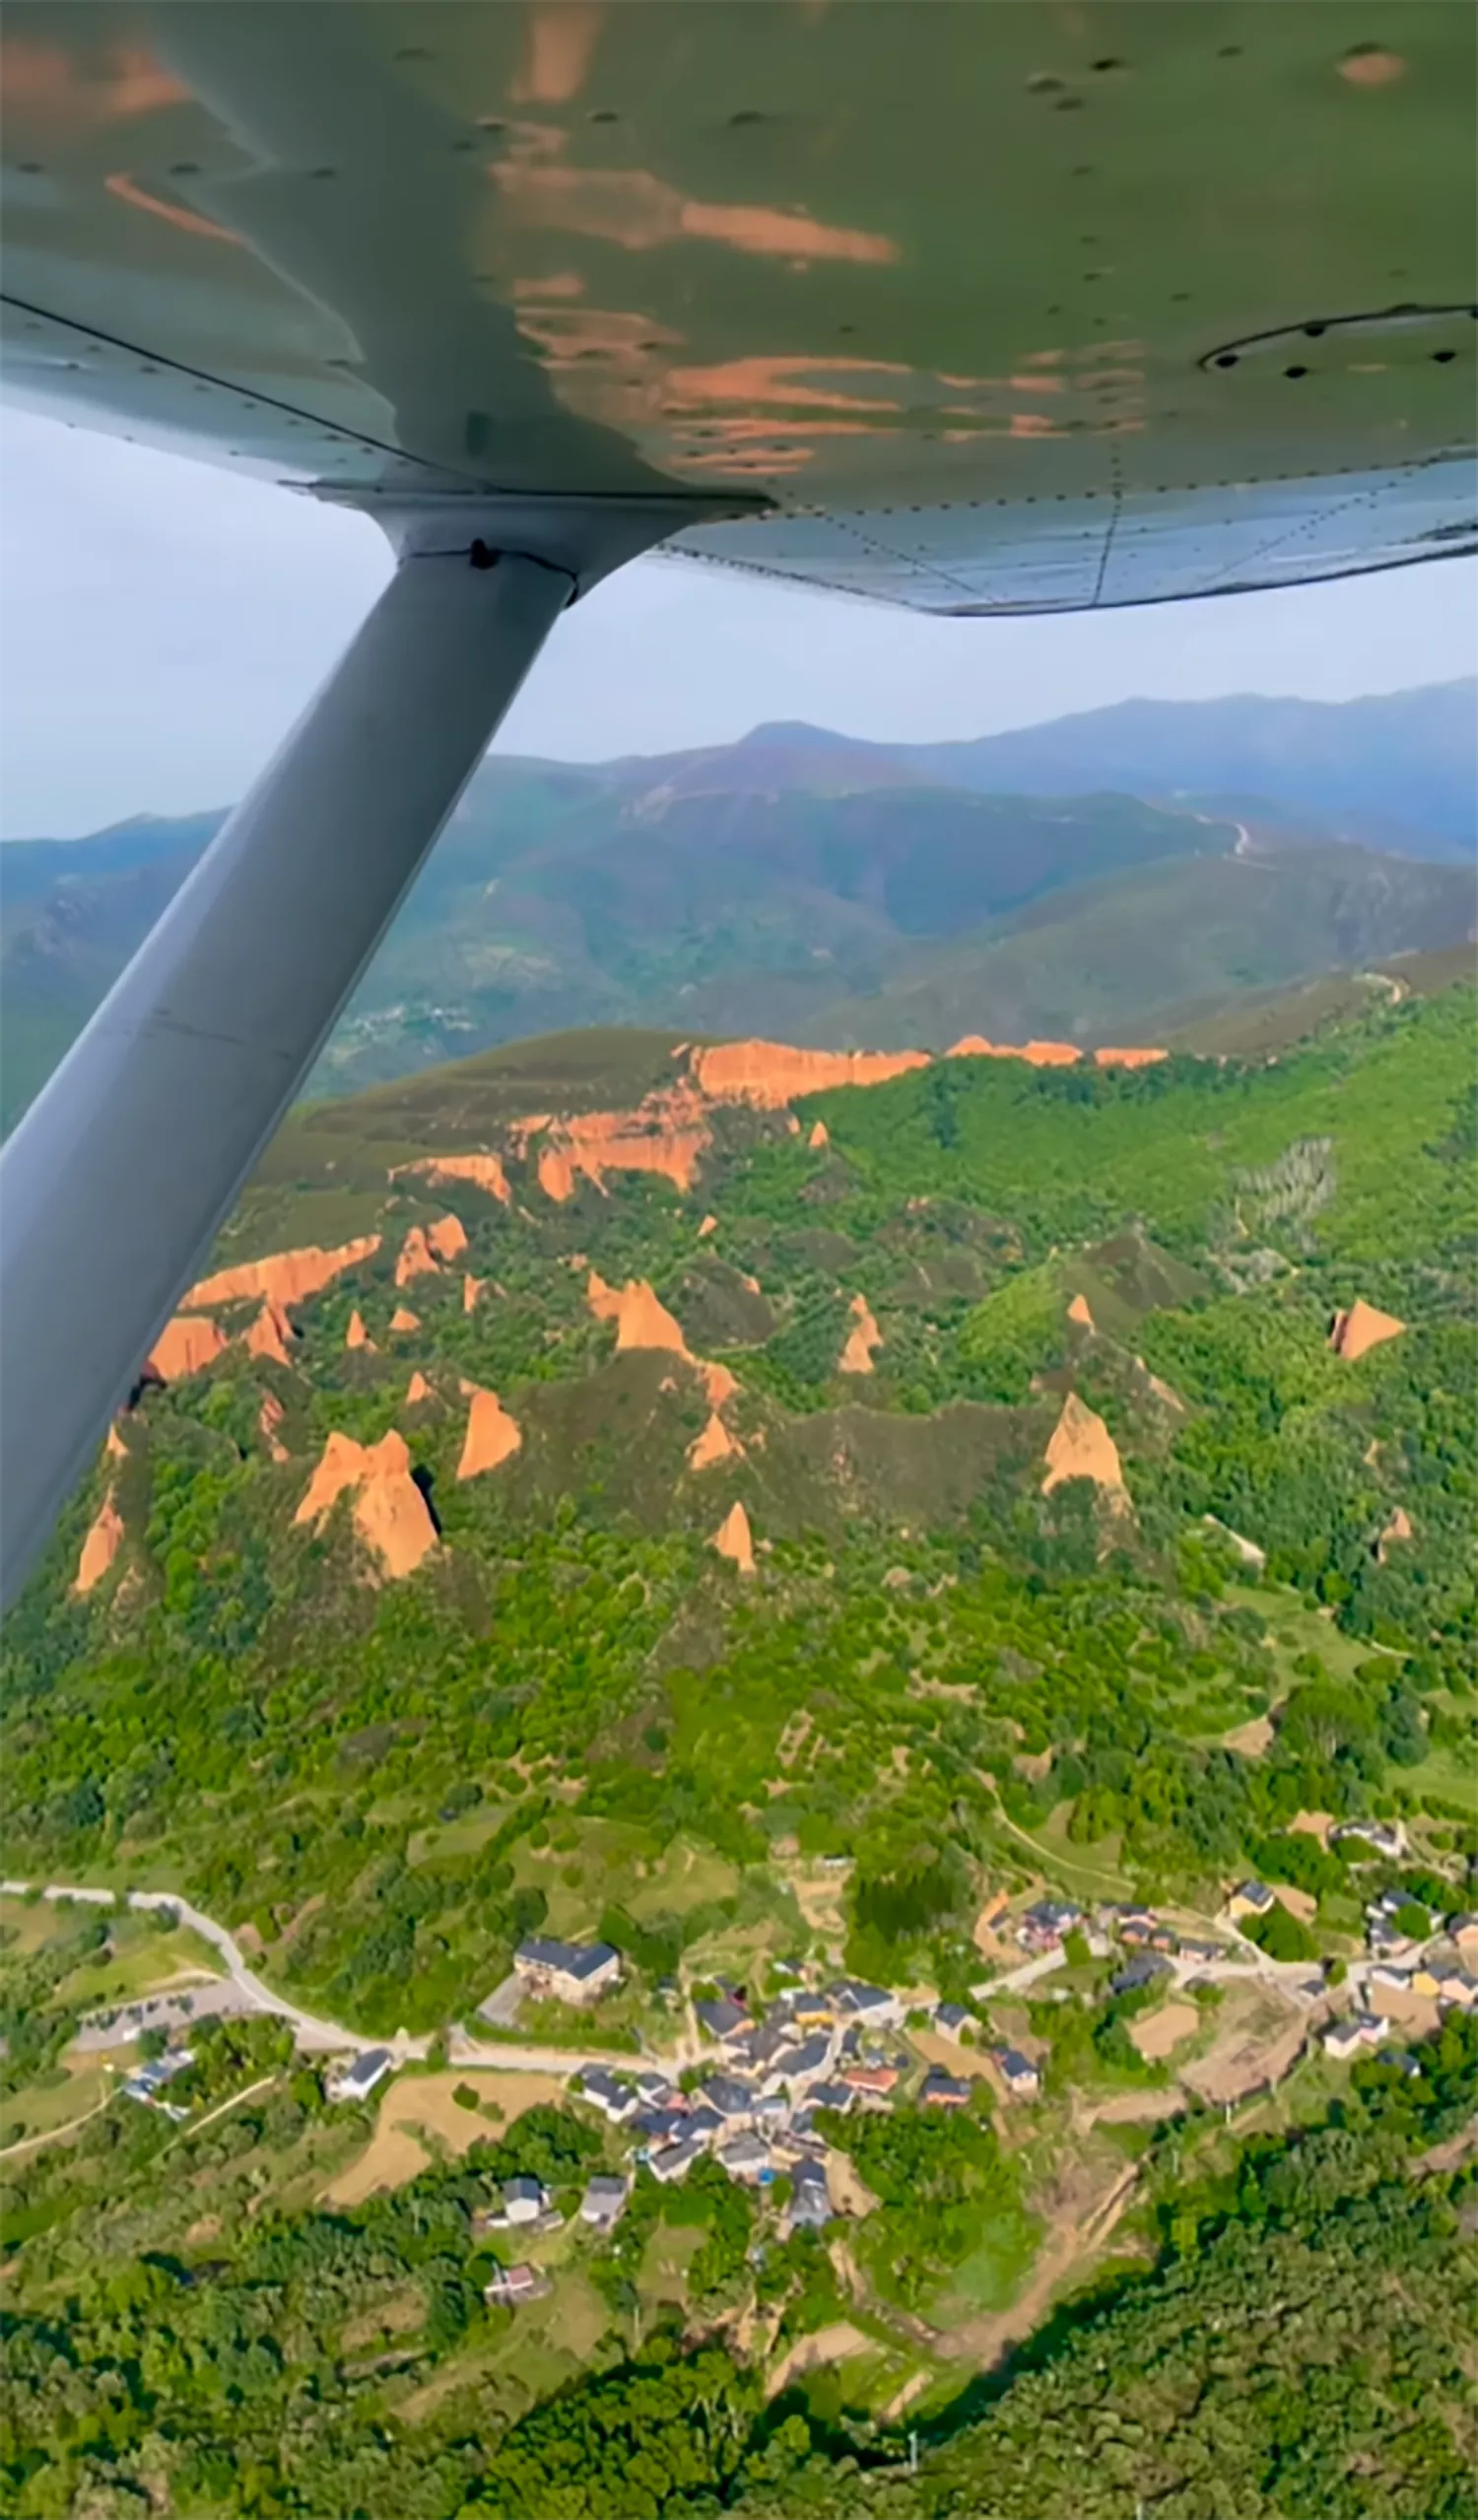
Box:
(826, 2149), (880, 2219)
(1130, 2001), (1199, 2062)
(1223, 1715), (1273, 1758)
(323, 2070), (563, 2206)
(1179, 1987), (1308, 2107)
(767, 2322), (870, 2398)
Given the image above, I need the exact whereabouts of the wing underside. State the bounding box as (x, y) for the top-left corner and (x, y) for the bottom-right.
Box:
(3, 0), (1475, 610)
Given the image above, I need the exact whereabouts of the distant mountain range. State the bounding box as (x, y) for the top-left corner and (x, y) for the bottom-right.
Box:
(3, 681), (1472, 1127)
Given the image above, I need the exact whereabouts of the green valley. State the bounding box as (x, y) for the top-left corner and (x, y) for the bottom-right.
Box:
(2, 970), (1475, 2518)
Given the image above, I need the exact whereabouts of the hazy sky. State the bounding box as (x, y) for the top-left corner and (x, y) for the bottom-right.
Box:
(2, 404), (1474, 839)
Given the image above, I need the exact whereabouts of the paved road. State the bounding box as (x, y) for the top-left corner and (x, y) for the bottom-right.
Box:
(1, 1879), (431, 2061)
(4, 1879), (664, 2077)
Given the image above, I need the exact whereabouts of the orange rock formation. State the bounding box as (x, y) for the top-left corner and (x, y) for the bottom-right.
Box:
(245, 1300), (295, 1367)
(947, 1035), (1080, 1067)
(1329, 1299), (1406, 1361)
(710, 1499), (756, 1573)
(1377, 1505), (1414, 1562)
(839, 1293), (883, 1375)
(463, 1274), (484, 1315)
(1042, 1393), (1126, 1497)
(1066, 1292), (1095, 1329)
(946, 1036), (1163, 1069)
(394, 1152), (511, 1205)
(427, 1213), (468, 1262)
(406, 1371), (433, 1404)
(295, 1429), (437, 1578)
(104, 1423), (128, 1461)
(689, 1412), (742, 1469)
(390, 1306), (422, 1333)
(74, 1494), (124, 1595)
(184, 1235), (380, 1312)
(395, 1225), (440, 1286)
(587, 1270), (692, 1357)
(456, 1382), (524, 1479)
(523, 1101), (711, 1200)
(698, 1214), (718, 1238)
(346, 1309), (375, 1351)
(808, 1120), (830, 1149)
(703, 1360), (740, 1407)
(258, 1392), (290, 1462)
(146, 1314), (229, 1383)
(690, 1040), (929, 1108)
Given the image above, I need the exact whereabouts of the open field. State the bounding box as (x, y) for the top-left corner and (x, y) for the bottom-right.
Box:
(1179, 1983), (1310, 2107)
(1131, 2001), (1199, 2062)
(323, 2069), (565, 2206)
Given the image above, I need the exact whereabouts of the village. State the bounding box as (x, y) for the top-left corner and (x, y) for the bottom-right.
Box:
(27, 1806), (1477, 2331)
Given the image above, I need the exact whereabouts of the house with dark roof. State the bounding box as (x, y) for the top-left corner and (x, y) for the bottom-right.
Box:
(579, 2174), (630, 2230)
(513, 1938), (622, 2003)
(789, 2158), (833, 2228)
(920, 2069), (972, 2108)
(696, 1995), (751, 2042)
(324, 2047), (393, 2106)
(992, 2047), (1041, 2097)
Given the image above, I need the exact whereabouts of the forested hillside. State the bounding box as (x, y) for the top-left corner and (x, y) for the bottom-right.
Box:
(2, 977), (1474, 2518)
(5, 684), (1471, 1124)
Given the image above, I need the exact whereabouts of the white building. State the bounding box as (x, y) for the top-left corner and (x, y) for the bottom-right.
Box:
(324, 2048), (393, 2106)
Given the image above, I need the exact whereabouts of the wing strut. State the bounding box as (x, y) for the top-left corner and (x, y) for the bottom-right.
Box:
(0, 506), (670, 1605)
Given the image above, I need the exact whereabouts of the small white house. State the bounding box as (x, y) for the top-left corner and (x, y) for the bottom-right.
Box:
(579, 2173), (630, 2230)
(324, 2048), (393, 2106)
(504, 2175), (545, 2225)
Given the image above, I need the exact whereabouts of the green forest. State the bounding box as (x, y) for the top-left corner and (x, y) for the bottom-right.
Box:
(2, 976), (1475, 2515)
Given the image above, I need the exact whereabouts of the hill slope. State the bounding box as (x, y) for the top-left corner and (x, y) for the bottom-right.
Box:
(2, 978), (1475, 2519)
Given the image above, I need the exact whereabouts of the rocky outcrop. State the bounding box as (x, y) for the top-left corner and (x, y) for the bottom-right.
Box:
(394, 1152), (510, 1205)
(295, 1429), (437, 1578)
(463, 1274), (484, 1315)
(703, 1359), (740, 1407)
(710, 1500), (756, 1573)
(698, 1214), (718, 1238)
(395, 1226), (440, 1286)
(428, 1213), (468, 1263)
(389, 1306), (421, 1334)
(587, 1270), (692, 1357)
(808, 1120), (830, 1149)
(346, 1310), (375, 1351)
(1066, 1292), (1095, 1329)
(74, 1494), (124, 1595)
(104, 1423), (128, 1461)
(839, 1293), (883, 1376)
(521, 1102), (711, 1199)
(456, 1382), (523, 1479)
(406, 1371), (433, 1405)
(1042, 1392), (1126, 1497)
(946, 1037), (1164, 1069)
(1329, 1298), (1405, 1361)
(146, 1314), (230, 1383)
(259, 1392), (290, 1462)
(245, 1300), (295, 1367)
(1377, 1504), (1414, 1562)
(185, 1235), (379, 1312)
(691, 1040), (928, 1109)
(689, 1411), (742, 1469)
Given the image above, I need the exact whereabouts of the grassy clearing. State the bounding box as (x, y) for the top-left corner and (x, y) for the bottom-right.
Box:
(0, 2059), (111, 2147)
(324, 2070), (565, 2207)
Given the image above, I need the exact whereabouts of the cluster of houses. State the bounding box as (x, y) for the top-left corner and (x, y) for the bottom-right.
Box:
(1362, 1896), (1478, 2010)
(569, 1972), (1041, 2212)
(1020, 1893), (1225, 1976)
(470, 2166), (635, 2307)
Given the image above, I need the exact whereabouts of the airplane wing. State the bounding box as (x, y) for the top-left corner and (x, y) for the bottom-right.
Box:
(2, 1), (1474, 1601)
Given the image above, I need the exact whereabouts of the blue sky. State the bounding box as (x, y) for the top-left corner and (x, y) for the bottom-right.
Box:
(2, 403), (1474, 839)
